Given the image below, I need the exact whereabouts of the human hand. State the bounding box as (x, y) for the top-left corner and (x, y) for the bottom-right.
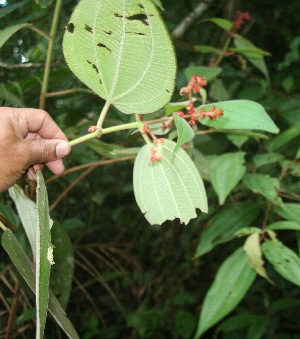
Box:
(0, 107), (71, 192)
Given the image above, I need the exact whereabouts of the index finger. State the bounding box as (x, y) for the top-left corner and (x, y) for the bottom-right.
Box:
(14, 108), (68, 141)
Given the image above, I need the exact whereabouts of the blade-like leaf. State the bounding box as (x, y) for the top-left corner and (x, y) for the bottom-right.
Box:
(195, 202), (259, 257)
(262, 239), (300, 287)
(173, 112), (195, 153)
(267, 221), (300, 232)
(63, 0), (176, 114)
(9, 185), (37, 258)
(184, 66), (223, 82)
(50, 222), (74, 309)
(211, 152), (246, 205)
(0, 1), (29, 19)
(194, 247), (256, 338)
(234, 35), (269, 79)
(0, 23), (32, 49)
(133, 139), (207, 225)
(208, 18), (232, 31)
(275, 203), (300, 222)
(2, 229), (79, 339)
(36, 171), (53, 339)
(197, 100), (279, 134)
(244, 232), (273, 284)
(243, 174), (283, 206)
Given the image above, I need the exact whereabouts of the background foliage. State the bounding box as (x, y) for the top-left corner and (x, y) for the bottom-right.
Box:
(1, 0), (300, 338)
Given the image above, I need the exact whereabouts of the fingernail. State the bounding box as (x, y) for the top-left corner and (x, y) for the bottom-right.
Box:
(56, 142), (70, 157)
(28, 168), (37, 181)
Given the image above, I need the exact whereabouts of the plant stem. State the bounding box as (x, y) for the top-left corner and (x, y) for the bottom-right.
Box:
(69, 121), (143, 147)
(39, 0), (63, 109)
(96, 101), (111, 129)
(215, 36), (231, 66)
(135, 114), (153, 146)
(45, 88), (95, 97)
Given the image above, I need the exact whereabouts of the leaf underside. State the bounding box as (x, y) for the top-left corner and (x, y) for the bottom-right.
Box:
(63, 0), (176, 114)
(133, 139), (208, 225)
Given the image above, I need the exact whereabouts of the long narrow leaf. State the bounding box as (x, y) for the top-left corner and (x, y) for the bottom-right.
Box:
(194, 247), (256, 338)
(2, 229), (79, 338)
(36, 171), (52, 339)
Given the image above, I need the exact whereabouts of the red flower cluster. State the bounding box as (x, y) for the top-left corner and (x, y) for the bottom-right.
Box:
(180, 74), (207, 95)
(229, 10), (251, 36)
(150, 138), (164, 162)
(178, 105), (224, 125)
(198, 106), (224, 121)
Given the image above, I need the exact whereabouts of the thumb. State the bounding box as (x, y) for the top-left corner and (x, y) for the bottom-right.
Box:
(23, 138), (71, 166)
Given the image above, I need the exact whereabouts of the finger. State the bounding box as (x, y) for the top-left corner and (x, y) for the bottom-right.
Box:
(46, 159), (65, 175)
(22, 138), (71, 167)
(11, 108), (68, 140)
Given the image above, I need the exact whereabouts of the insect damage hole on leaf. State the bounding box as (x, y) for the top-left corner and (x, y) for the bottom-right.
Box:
(84, 24), (93, 33)
(97, 43), (112, 53)
(66, 23), (74, 33)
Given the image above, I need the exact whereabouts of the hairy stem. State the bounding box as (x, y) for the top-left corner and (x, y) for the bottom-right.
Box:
(39, 0), (63, 109)
(69, 120), (143, 147)
(96, 101), (111, 129)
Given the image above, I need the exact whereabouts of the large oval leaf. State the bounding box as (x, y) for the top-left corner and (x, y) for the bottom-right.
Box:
(197, 100), (279, 134)
(133, 139), (207, 225)
(194, 247), (256, 338)
(63, 0), (176, 114)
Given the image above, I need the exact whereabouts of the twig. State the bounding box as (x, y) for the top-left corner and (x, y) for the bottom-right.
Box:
(46, 156), (136, 183)
(0, 62), (45, 69)
(171, 2), (209, 39)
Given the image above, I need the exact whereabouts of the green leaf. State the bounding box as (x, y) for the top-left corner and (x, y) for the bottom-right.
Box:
(195, 202), (259, 257)
(234, 35), (269, 79)
(133, 139), (207, 225)
(244, 232), (273, 284)
(85, 138), (124, 159)
(262, 239), (300, 287)
(208, 18), (232, 31)
(209, 79), (230, 101)
(216, 314), (266, 337)
(197, 100), (279, 134)
(164, 99), (192, 116)
(267, 126), (300, 151)
(63, 0), (176, 114)
(2, 229), (79, 338)
(0, 1), (30, 19)
(194, 247), (256, 338)
(0, 23), (32, 49)
(252, 152), (284, 168)
(9, 185), (37, 258)
(211, 152), (246, 205)
(50, 222), (74, 309)
(235, 227), (261, 237)
(267, 221), (300, 232)
(36, 171), (53, 339)
(0, 85), (25, 107)
(184, 66), (223, 82)
(243, 174), (283, 206)
(173, 113), (195, 153)
(275, 203), (300, 222)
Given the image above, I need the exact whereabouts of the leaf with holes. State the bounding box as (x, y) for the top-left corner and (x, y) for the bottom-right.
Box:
(133, 139), (207, 225)
(63, 0), (176, 114)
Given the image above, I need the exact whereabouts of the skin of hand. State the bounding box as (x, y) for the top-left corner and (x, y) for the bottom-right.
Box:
(0, 107), (71, 192)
